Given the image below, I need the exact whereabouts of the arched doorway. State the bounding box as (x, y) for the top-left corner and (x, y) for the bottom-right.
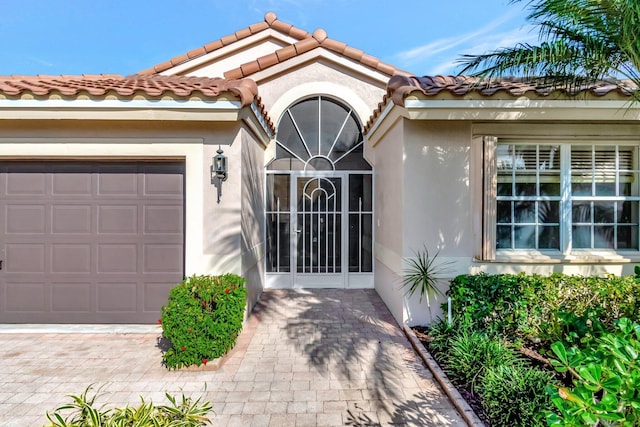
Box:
(265, 96), (373, 288)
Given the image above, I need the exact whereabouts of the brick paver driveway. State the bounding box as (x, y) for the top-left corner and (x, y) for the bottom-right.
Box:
(0, 289), (465, 426)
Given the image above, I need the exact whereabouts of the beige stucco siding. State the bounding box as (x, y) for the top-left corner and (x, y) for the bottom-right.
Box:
(241, 128), (266, 306)
(257, 61), (386, 127)
(402, 121), (473, 256)
(372, 119), (404, 323)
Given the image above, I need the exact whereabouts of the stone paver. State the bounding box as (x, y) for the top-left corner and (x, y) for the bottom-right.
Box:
(0, 289), (465, 426)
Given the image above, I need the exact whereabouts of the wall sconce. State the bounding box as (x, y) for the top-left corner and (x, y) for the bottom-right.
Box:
(212, 146), (228, 182)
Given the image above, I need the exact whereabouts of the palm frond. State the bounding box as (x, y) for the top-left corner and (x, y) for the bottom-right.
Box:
(457, 0), (640, 99)
(401, 246), (453, 308)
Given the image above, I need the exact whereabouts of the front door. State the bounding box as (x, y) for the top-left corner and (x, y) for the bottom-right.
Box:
(295, 176), (343, 287)
(265, 95), (373, 289)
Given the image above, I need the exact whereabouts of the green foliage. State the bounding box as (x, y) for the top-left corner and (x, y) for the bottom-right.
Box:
(457, 0), (640, 102)
(161, 274), (247, 369)
(447, 273), (640, 345)
(443, 329), (522, 392)
(477, 364), (555, 427)
(401, 246), (452, 308)
(425, 317), (469, 355)
(44, 385), (212, 426)
(546, 318), (640, 427)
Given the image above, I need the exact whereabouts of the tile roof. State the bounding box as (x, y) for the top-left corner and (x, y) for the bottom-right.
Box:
(0, 74), (274, 131)
(365, 75), (639, 131)
(138, 12), (409, 79)
(0, 74), (256, 102)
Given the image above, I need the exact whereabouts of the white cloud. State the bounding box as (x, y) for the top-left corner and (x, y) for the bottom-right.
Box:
(400, 23), (538, 75)
(25, 56), (54, 68)
(395, 9), (537, 74)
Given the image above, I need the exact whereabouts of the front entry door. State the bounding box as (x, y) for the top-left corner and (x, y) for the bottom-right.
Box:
(294, 176), (344, 287)
(265, 95), (373, 289)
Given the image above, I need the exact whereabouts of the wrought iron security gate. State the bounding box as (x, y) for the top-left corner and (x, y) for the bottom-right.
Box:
(264, 95), (373, 288)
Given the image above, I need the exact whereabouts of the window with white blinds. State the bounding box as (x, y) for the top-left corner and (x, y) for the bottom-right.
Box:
(493, 143), (640, 252)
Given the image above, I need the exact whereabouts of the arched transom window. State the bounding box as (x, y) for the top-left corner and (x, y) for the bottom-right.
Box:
(268, 96), (371, 171)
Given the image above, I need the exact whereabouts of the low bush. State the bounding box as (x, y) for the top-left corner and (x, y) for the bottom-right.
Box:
(546, 318), (640, 426)
(161, 274), (247, 369)
(45, 385), (212, 426)
(477, 364), (555, 427)
(443, 328), (522, 392)
(447, 273), (640, 345)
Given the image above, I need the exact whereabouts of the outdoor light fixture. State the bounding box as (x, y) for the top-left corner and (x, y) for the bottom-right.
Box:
(212, 146), (228, 182)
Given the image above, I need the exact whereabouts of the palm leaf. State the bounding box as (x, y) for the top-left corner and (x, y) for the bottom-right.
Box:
(401, 246), (453, 308)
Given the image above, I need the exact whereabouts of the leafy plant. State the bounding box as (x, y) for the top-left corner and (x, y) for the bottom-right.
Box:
(546, 318), (640, 426)
(447, 273), (640, 344)
(44, 384), (212, 426)
(458, 0), (640, 103)
(401, 246), (452, 309)
(443, 329), (522, 392)
(477, 364), (555, 427)
(161, 274), (247, 369)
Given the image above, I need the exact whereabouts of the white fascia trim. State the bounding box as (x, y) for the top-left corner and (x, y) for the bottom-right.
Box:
(249, 49), (391, 86)
(0, 98), (242, 110)
(250, 102), (274, 138)
(405, 98), (638, 109)
(366, 102), (395, 137)
(162, 30), (299, 76)
(402, 98), (640, 121)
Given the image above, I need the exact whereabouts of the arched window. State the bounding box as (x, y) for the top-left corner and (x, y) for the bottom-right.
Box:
(267, 96), (371, 171)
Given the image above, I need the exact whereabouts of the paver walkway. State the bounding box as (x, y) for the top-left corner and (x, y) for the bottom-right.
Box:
(0, 289), (465, 426)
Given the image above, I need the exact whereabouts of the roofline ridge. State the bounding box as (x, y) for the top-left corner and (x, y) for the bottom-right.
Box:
(136, 11), (311, 76)
(223, 32), (409, 80)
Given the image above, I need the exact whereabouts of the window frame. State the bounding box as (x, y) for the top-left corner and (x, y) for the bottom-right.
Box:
(483, 138), (640, 260)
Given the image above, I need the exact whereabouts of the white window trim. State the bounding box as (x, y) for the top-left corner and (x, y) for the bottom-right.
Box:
(482, 138), (640, 263)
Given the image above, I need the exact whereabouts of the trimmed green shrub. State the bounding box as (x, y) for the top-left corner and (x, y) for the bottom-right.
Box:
(45, 385), (212, 426)
(161, 274), (247, 369)
(447, 273), (640, 345)
(443, 329), (522, 391)
(477, 364), (554, 427)
(546, 318), (640, 426)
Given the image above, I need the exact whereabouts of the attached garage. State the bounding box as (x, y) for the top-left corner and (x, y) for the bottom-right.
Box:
(0, 161), (184, 323)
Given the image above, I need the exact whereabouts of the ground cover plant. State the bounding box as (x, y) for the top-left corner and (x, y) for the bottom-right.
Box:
(418, 272), (640, 427)
(161, 274), (247, 369)
(44, 385), (212, 426)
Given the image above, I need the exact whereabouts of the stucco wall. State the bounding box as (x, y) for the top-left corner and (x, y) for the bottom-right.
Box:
(257, 61), (386, 129)
(240, 128), (266, 308)
(400, 120), (473, 325)
(372, 119), (405, 324)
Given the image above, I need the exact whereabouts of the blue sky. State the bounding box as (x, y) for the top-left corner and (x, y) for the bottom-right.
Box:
(0, 0), (536, 77)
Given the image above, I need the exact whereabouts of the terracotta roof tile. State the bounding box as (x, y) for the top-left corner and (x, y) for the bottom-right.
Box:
(138, 12), (408, 79)
(342, 46), (364, 62)
(275, 45), (297, 62)
(203, 39), (224, 53)
(187, 47), (207, 58)
(220, 34), (238, 46)
(224, 68), (244, 80)
(365, 75), (639, 132)
(240, 61), (261, 77)
(235, 28), (252, 40)
(257, 54), (279, 70)
(249, 22), (269, 33)
(0, 74), (274, 131)
(0, 74), (251, 102)
(293, 37), (319, 55)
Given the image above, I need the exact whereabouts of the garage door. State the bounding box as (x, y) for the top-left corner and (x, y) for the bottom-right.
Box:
(0, 162), (184, 324)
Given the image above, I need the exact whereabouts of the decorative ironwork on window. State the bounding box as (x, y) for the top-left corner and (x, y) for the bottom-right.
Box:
(267, 96), (370, 171)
